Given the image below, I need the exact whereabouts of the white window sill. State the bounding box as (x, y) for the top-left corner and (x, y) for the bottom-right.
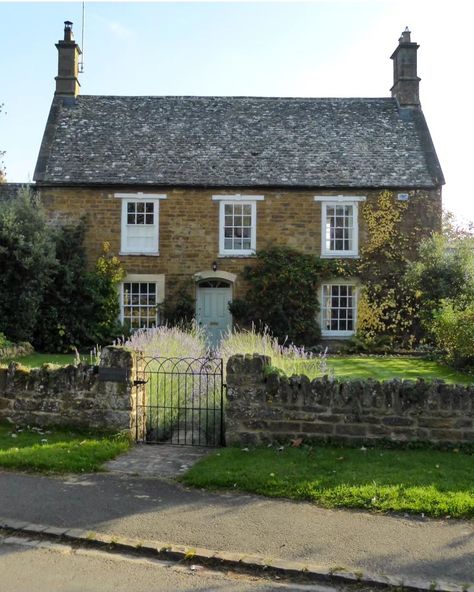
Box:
(321, 331), (355, 339)
(119, 252), (160, 257)
(321, 253), (360, 259)
(218, 252), (256, 258)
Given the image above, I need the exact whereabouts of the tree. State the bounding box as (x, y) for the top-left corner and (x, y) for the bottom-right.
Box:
(0, 187), (56, 342)
(0, 102), (5, 182)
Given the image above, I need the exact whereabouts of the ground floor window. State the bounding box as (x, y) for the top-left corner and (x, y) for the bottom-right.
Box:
(321, 283), (357, 337)
(120, 274), (165, 330)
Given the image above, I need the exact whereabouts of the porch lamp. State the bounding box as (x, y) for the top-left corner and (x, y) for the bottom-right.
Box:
(212, 261), (218, 272)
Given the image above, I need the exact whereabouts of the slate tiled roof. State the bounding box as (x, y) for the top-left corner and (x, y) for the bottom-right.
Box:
(34, 96), (444, 188)
(0, 183), (34, 202)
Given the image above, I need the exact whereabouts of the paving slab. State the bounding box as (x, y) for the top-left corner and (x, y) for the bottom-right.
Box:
(103, 444), (211, 478)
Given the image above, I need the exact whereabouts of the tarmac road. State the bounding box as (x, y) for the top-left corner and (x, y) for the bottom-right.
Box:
(0, 535), (356, 592)
(0, 470), (472, 585)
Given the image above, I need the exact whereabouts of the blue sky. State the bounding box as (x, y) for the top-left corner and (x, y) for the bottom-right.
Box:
(0, 1), (472, 222)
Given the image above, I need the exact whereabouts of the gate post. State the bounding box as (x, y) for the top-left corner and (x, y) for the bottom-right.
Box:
(130, 352), (147, 442)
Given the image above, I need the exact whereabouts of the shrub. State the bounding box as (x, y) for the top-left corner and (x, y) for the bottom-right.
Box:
(0, 187), (56, 342)
(218, 325), (329, 378)
(85, 241), (125, 345)
(159, 283), (195, 328)
(405, 232), (474, 341)
(229, 247), (336, 345)
(0, 188), (125, 350)
(431, 300), (474, 368)
(121, 324), (208, 359)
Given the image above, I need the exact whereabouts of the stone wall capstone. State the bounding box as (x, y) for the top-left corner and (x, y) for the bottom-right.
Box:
(0, 347), (139, 433)
(225, 355), (474, 446)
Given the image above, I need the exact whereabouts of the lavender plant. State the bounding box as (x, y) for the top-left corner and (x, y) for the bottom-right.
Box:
(218, 325), (332, 380)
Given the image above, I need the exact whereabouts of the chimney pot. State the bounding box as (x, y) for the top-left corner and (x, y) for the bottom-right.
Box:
(64, 20), (74, 41)
(400, 27), (411, 43)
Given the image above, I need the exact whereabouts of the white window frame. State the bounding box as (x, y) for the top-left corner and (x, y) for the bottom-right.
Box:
(320, 281), (358, 338)
(115, 192), (167, 255)
(212, 195), (264, 256)
(314, 195), (366, 258)
(120, 273), (165, 330)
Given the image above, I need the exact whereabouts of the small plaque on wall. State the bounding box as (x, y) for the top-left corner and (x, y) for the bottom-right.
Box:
(98, 367), (128, 383)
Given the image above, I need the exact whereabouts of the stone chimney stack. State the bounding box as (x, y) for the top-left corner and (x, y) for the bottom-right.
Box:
(390, 27), (420, 107)
(55, 21), (81, 97)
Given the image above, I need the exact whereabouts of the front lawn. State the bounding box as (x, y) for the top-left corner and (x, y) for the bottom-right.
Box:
(0, 353), (88, 368)
(326, 356), (474, 385)
(0, 424), (130, 473)
(182, 445), (474, 518)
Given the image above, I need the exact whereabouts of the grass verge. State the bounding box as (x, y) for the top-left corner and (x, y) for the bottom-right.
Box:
(0, 423), (130, 473)
(182, 445), (474, 518)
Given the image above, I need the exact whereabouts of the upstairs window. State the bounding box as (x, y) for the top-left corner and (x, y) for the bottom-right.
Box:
(115, 192), (167, 255)
(315, 196), (366, 257)
(212, 195), (264, 256)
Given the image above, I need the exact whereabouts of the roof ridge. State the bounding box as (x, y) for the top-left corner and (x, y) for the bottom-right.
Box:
(77, 95), (394, 102)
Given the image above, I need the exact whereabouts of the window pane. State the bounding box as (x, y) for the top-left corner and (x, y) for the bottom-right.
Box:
(127, 214), (135, 224)
(222, 201), (254, 251)
(145, 203), (154, 213)
(136, 202), (145, 213)
(137, 214), (145, 224)
(122, 281), (158, 329)
(127, 203), (135, 213)
(322, 284), (356, 334)
(145, 214), (154, 224)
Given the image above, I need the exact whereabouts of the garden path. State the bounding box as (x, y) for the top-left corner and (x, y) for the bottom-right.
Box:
(103, 444), (212, 478)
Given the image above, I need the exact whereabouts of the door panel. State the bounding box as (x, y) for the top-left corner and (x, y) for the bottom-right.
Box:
(196, 284), (232, 349)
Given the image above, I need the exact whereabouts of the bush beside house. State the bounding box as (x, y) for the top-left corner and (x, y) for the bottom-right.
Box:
(0, 188), (125, 352)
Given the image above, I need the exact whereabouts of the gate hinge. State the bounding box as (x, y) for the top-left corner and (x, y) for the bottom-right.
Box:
(133, 379), (148, 386)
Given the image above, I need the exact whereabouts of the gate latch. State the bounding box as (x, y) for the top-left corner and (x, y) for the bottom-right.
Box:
(133, 379), (148, 386)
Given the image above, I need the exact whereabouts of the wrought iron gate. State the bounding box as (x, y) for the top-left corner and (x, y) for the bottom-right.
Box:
(134, 356), (224, 447)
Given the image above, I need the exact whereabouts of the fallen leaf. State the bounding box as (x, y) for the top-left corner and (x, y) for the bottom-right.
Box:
(290, 438), (303, 448)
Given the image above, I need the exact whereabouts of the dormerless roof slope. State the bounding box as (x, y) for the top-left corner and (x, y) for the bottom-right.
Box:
(34, 95), (444, 188)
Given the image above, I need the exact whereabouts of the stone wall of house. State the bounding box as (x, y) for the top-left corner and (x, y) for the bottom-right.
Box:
(0, 347), (140, 433)
(38, 186), (441, 303)
(225, 354), (474, 446)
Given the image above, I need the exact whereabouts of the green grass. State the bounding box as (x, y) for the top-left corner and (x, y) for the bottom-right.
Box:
(325, 356), (474, 385)
(0, 353), (88, 369)
(0, 423), (130, 473)
(182, 445), (474, 518)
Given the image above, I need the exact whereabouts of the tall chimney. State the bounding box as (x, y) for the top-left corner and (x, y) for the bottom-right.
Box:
(55, 21), (81, 97)
(390, 27), (420, 107)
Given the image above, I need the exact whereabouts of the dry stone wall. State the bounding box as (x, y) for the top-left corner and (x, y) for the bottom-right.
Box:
(225, 355), (474, 446)
(0, 347), (139, 433)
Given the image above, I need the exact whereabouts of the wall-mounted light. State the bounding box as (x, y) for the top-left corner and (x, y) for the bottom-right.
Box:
(212, 261), (218, 272)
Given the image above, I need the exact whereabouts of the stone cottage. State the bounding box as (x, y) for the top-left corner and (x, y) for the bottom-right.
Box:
(30, 22), (443, 345)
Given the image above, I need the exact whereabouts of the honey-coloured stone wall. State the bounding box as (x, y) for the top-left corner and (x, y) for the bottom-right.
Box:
(38, 186), (442, 303)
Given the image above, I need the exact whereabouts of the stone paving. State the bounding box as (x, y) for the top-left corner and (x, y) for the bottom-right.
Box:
(103, 443), (213, 478)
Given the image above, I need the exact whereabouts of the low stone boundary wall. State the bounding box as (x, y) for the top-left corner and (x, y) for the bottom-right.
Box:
(0, 347), (139, 433)
(225, 355), (474, 446)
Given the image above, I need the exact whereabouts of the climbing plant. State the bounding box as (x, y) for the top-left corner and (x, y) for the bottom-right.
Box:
(229, 246), (340, 345)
